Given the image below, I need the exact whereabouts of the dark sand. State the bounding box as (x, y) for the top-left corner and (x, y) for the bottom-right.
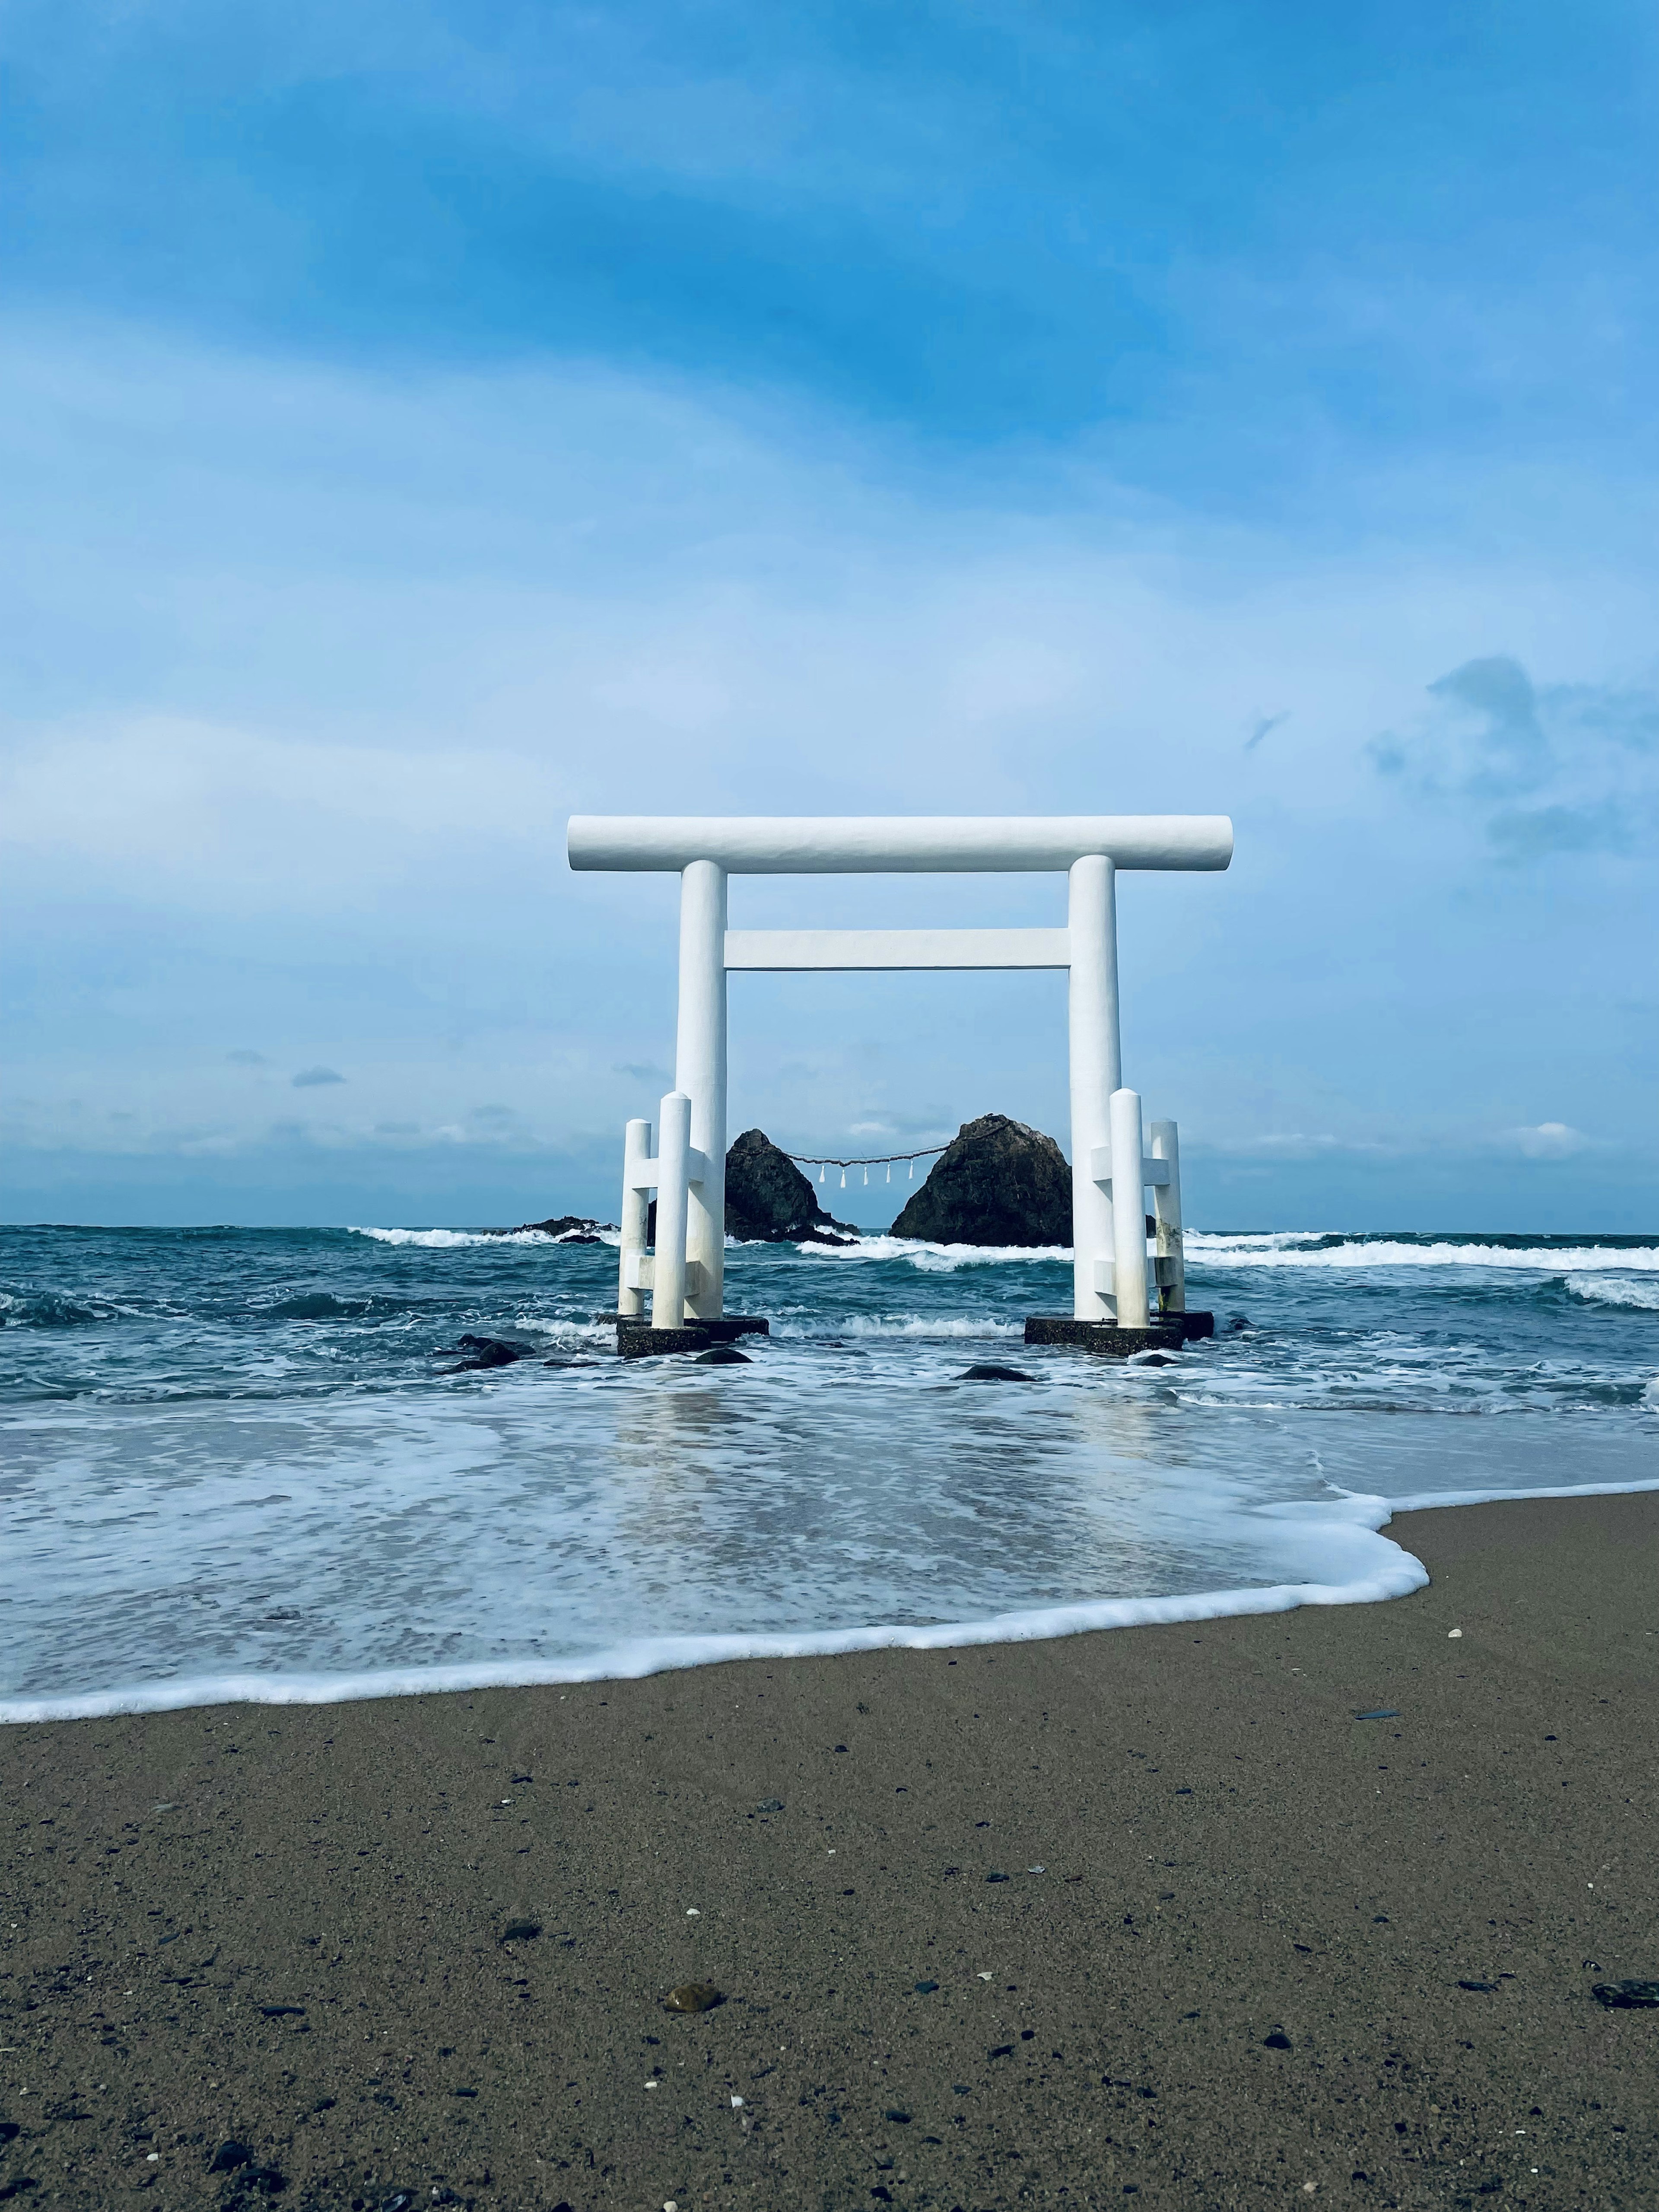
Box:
(3, 1490), (1657, 2212)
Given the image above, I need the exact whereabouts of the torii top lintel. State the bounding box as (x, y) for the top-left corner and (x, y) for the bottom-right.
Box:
(566, 815), (1233, 875)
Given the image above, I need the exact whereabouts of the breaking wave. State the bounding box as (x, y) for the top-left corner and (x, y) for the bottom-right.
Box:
(799, 1235), (1070, 1269)
(343, 1224), (1658, 1277)
(350, 1225), (619, 1249)
(779, 1313), (1027, 1341)
(0, 1288), (115, 1326)
(1566, 1277), (1659, 1310)
(1185, 1233), (1659, 1272)
(0, 1541), (1428, 1724)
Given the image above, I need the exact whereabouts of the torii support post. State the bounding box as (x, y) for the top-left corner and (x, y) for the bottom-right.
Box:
(617, 1117), (652, 1318)
(1108, 1086), (1151, 1329)
(1149, 1117), (1186, 1316)
(650, 1089), (693, 1330)
(1067, 855), (1120, 1323)
(677, 859), (728, 1322)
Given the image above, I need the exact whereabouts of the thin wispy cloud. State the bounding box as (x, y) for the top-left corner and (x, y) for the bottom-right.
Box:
(1370, 655), (1659, 864)
(1498, 1122), (1592, 1161)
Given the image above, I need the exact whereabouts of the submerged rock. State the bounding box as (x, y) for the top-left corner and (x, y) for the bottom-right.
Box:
(438, 1335), (535, 1373)
(725, 1128), (857, 1243)
(694, 1345), (751, 1364)
(891, 1114), (1071, 1246)
(959, 1363), (1035, 1382)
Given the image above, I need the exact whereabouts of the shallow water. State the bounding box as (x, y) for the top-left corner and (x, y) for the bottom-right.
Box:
(2, 1224), (1655, 1718)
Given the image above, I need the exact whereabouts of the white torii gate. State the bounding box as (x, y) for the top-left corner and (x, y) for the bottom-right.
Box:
(567, 814), (1233, 1336)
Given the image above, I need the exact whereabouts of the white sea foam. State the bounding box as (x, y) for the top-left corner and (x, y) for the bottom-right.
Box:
(0, 1506), (1427, 1725)
(1566, 1277), (1659, 1310)
(787, 1229), (1659, 1274)
(1185, 1233), (1659, 1272)
(1368, 1475), (1659, 1513)
(6, 1441), (1656, 1724)
(532, 1318), (617, 1349)
(346, 1223), (1658, 1273)
(783, 1314), (1026, 1340)
(798, 1234), (1071, 1268)
(350, 1226), (619, 1249)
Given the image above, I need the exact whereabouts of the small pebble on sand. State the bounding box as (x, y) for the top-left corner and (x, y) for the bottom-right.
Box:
(665, 1982), (724, 2013)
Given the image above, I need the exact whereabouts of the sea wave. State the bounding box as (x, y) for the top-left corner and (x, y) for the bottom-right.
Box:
(535, 1319), (617, 1349)
(349, 1226), (619, 1249)
(780, 1313), (1027, 1341)
(798, 1235), (1071, 1269)
(258, 1290), (422, 1321)
(1566, 1277), (1659, 1310)
(13, 1474), (1659, 1725)
(0, 1515), (1427, 1723)
(345, 1223), (1658, 1275)
(0, 1289), (117, 1326)
(1185, 1234), (1659, 1273)
(782, 1230), (1659, 1275)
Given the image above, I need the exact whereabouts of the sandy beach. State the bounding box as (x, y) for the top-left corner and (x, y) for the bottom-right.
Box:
(3, 1487), (1656, 2211)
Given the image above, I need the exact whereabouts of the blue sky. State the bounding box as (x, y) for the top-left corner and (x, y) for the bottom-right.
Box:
(2, 0), (1655, 1229)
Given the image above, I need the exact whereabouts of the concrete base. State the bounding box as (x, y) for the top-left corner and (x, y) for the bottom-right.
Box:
(1167, 1309), (1215, 1341)
(614, 1314), (770, 1360)
(1023, 1313), (1212, 1356)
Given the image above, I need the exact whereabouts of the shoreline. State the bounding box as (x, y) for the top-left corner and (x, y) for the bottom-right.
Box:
(3, 1486), (1656, 2208)
(6, 1476), (1658, 1726)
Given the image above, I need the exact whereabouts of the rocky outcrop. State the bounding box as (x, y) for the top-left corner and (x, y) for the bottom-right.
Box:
(724, 1128), (857, 1243)
(436, 1334), (537, 1372)
(496, 1216), (610, 1242)
(890, 1114), (1071, 1246)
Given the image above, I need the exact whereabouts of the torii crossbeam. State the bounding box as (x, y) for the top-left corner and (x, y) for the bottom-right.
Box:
(567, 814), (1233, 1352)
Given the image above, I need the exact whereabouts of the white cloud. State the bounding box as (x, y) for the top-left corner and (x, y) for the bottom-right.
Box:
(0, 716), (575, 910)
(1, 318), (1655, 1207)
(1500, 1122), (1591, 1160)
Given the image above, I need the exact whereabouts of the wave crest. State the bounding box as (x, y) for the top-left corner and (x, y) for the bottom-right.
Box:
(798, 1234), (1070, 1270)
(0, 1289), (110, 1326)
(350, 1226), (620, 1249)
(1185, 1234), (1659, 1273)
(1567, 1278), (1659, 1310)
(783, 1314), (1026, 1340)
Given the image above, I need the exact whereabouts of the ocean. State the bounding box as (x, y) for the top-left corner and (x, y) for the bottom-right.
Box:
(2, 1222), (1655, 1721)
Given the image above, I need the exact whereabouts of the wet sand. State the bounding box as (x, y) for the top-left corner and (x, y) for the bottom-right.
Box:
(3, 1488), (1656, 2211)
